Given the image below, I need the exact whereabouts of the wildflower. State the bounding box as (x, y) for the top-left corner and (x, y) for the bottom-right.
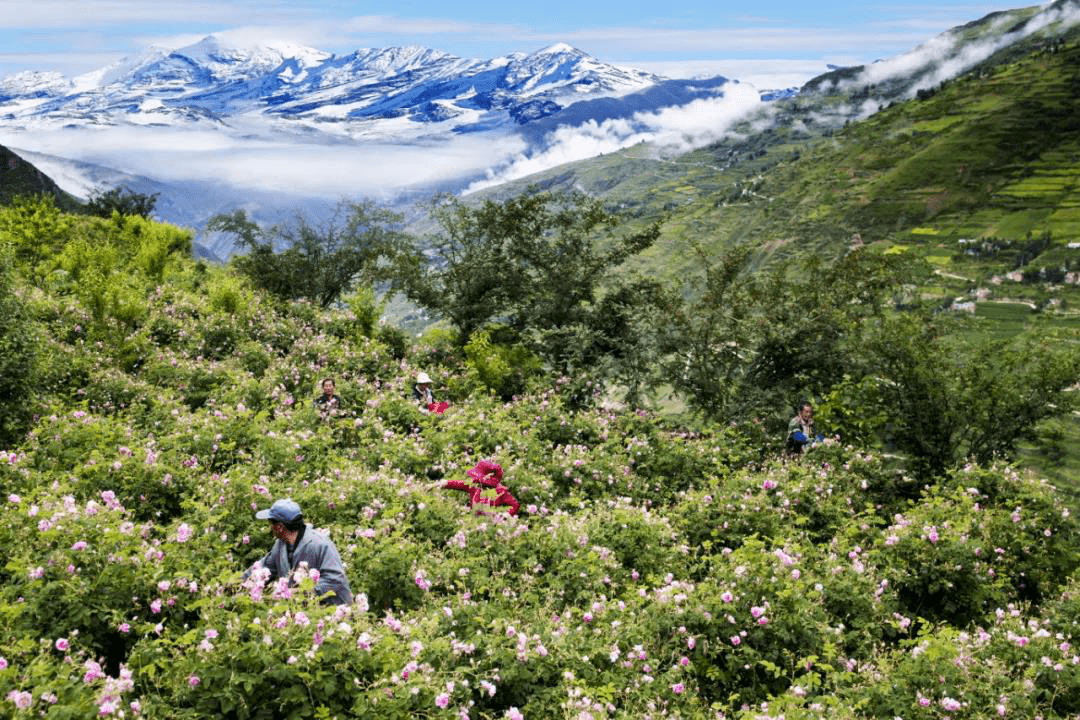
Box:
(83, 659), (106, 684)
(436, 693), (450, 709)
(176, 523), (193, 543)
(506, 709), (524, 720)
(6, 690), (32, 709)
(188, 675), (200, 687)
(72, 540), (88, 550)
(941, 697), (962, 711)
(55, 638), (70, 652)
(672, 682), (685, 694)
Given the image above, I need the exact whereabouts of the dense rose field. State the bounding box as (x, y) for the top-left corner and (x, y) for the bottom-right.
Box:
(1, 209), (1079, 719)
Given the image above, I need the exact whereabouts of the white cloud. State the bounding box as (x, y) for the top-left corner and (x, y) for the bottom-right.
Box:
(843, 0), (1080, 97)
(466, 80), (763, 193)
(630, 58), (832, 88)
(0, 125), (528, 200)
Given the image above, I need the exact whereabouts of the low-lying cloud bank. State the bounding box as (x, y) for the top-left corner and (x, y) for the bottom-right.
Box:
(0, 125), (528, 201)
(466, 80), (763, 193)
(843, 1), (1080, 99)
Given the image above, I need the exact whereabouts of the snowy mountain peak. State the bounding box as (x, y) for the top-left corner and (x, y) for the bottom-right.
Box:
(531, 43), (585, 57)
(0, 39), (667, 132)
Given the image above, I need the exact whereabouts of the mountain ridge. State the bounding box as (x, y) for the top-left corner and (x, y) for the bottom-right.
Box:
(0, 37), (664, 135)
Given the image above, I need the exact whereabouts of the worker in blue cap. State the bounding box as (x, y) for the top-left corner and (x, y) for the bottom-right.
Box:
(248, 498), (353, 605)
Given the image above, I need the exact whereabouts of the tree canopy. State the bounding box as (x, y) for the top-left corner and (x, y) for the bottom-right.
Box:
(208, 201), (410, 308)
(400, 190), (662, 380)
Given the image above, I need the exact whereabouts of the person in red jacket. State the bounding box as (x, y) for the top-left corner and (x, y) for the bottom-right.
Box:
(444, 460), (519, 515)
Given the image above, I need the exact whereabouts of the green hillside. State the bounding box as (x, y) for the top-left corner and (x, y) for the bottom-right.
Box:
(3, 5), (1080, 707)
(472, 10), (1080, 311)
(0, 199), (1079, 718)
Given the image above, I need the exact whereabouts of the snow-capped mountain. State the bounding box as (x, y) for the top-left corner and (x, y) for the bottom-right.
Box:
(0, 36), (663, 138)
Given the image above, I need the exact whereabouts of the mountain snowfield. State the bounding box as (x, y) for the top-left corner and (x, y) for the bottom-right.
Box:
(0, 37), (663, 141)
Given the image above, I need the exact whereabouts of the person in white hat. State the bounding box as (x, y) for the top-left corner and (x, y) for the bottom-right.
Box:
(413, 371), (435, 406)
(246, 498), (353, 605)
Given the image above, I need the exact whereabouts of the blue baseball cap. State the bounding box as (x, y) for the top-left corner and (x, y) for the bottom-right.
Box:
(255, 498), (303, 524)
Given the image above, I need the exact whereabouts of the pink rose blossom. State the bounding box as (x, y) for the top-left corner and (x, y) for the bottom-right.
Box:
(6, 690), (32, 709)
(176, 523), (193, 543)
(55, 638), (70, 652)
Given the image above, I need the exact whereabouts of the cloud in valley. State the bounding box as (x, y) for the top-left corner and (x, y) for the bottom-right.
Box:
(0, 125), (528, 201)
(466, 80), (763, 193)
(842, 1), (1080, 99)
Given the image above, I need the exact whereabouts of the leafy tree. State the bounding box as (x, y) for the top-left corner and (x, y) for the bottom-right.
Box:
(85, 187), (159, 219)
(660, 243), (916, 423)
(862, 315), (1080, 478)
(401, 190), (662, 379)
(209, 201), (410, 308)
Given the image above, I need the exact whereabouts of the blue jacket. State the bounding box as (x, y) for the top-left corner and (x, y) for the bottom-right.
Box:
(257, 524), (353, 605)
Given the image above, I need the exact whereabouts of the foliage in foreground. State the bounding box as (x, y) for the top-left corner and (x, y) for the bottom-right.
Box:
(1, 203), (1079, 719)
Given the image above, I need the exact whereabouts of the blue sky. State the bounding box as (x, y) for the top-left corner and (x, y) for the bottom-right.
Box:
(1, 0), (1023, 87)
